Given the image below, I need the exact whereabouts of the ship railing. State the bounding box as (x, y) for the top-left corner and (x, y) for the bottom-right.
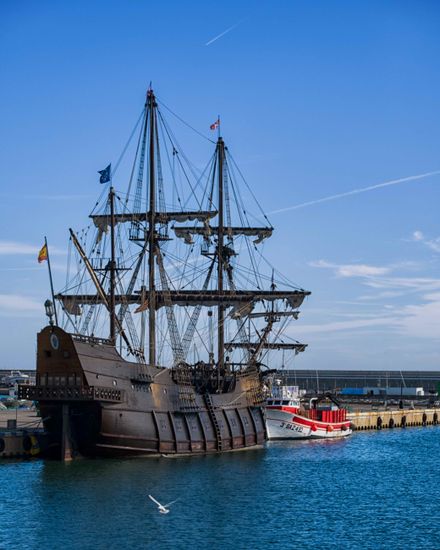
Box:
(18, 384), (124, 403)
(71, 333), (113, 346)
(235, 365), (260, 379)
(246, 385), (265, 406)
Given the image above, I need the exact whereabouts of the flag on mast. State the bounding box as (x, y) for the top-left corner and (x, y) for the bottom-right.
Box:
(210, 119), (220, 130)
(98, 163), (111, 184)
(38, 243), (48, 263)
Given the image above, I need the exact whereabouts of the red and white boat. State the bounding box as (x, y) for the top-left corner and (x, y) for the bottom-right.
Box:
(265, 384), (352, 439)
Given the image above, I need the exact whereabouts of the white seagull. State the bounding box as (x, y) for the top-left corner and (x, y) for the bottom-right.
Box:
(148, 494), (178, 514)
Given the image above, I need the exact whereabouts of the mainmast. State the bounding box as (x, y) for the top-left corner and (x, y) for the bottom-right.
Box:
(147, 89), (156, 366)
(217, 137), (225, 371)
(109, 185), (116, 343)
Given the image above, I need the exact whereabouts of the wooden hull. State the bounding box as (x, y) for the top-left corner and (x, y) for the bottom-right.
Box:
(22, 327), (266, 459)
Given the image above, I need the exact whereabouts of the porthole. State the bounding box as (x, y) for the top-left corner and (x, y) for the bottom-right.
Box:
(112, 380), (117, 387)
(50, 333), (59, 350)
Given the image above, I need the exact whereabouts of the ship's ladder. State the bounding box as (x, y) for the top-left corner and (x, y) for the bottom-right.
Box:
(204, 393), (222, 451)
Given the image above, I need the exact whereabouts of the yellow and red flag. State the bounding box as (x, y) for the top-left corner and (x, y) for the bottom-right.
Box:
(38, 243), (48, 263)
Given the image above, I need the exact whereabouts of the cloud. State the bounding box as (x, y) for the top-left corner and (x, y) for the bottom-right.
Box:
(303, 255), (440, 342)
(0, 241), (39, 255)
(311, 259), (440, 295)
(0, 240), (65, 256)
(310, 260), (391, 277)
(290, 316), (397, 336)
(396, 292), (440, 339)
(362, 276), (440, 293)
(290, 292), (440, 340)
(0, 193), (93, 201)
(269, 170), (440, 215)
(411, 230), (440, 253)
(0, 267), (41, 272)
(303, 251), (440, 349)
(0, 294), (42, 316)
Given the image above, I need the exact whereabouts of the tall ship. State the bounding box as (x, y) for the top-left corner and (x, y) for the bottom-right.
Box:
(20, 88), (310, 459)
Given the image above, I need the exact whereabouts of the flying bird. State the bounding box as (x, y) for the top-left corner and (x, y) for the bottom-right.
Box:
(148, 494), (178, 514)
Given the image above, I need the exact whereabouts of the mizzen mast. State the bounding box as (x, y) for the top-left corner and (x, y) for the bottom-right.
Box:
(217, 136), (225, 372)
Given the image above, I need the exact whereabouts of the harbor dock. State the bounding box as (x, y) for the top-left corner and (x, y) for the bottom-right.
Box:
(348, 407), (440, 430)
(0, 409), (46, 459)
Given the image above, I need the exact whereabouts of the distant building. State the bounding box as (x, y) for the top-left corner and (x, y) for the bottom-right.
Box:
(339, 386), (425, 397)
(281, 369), (440, 394)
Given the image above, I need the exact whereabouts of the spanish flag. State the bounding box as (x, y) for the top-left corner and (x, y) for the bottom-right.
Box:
(38, 243), (48, 263)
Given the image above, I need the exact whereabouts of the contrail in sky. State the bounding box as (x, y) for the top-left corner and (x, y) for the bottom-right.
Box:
(269, 170), (440, 215)
(205, 20), (245, 46)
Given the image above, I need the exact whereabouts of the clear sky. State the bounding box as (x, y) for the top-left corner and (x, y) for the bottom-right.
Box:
(1, 0), (440, 370)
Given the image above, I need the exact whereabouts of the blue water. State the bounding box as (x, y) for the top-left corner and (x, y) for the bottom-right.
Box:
(1, 428), (439, 549)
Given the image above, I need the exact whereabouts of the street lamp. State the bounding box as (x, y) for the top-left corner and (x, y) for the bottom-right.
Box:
(44, 299), (55, 326)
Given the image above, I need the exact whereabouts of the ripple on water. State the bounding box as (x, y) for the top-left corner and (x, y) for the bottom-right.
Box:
(0, 427), (439, 550)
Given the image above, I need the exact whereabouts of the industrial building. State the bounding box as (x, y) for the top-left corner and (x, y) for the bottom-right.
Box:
(281, 369), (440, 395)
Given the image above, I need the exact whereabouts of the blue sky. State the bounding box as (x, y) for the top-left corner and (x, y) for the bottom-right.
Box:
(1, 0), (440, 370)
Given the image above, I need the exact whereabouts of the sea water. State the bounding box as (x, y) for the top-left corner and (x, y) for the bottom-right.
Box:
(1, 427), (439, 549)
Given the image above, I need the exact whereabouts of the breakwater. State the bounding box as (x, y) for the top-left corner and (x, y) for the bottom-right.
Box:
(348, 407), (439, 430)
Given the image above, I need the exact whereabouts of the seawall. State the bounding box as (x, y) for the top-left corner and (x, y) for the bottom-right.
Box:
(348, 408), (439, 430)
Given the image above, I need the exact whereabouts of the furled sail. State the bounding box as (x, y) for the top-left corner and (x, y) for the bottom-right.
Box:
(91, 211), (218, 242)
(56, 289), (310, 311)
(173, 225), (273, 245)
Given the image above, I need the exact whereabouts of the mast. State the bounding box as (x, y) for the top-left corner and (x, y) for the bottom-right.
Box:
(217, 137), (225, 371)
(109, 185), (116, 343)
(147, 89), (156, 365)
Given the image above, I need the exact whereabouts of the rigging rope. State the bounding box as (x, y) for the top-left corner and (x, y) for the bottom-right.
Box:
(156, 96), (215, 144)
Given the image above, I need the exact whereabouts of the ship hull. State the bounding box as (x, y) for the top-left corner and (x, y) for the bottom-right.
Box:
(20, 327), (266, 459)
(38, 403), (265, 457)
(265, 408), (352, 440)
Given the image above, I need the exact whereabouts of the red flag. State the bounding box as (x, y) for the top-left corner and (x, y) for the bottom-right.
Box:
(210, 119), (220, 130)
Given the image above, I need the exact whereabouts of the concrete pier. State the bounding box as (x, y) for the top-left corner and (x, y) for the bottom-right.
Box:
(348, 408), (440, 430)
(0, 409), (46, 459)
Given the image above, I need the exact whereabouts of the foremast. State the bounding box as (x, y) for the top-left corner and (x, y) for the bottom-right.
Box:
(109, 185), (116, 343)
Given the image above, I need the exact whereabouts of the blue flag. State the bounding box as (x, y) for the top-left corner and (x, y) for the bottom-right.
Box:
(98, 164), (111, 184)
